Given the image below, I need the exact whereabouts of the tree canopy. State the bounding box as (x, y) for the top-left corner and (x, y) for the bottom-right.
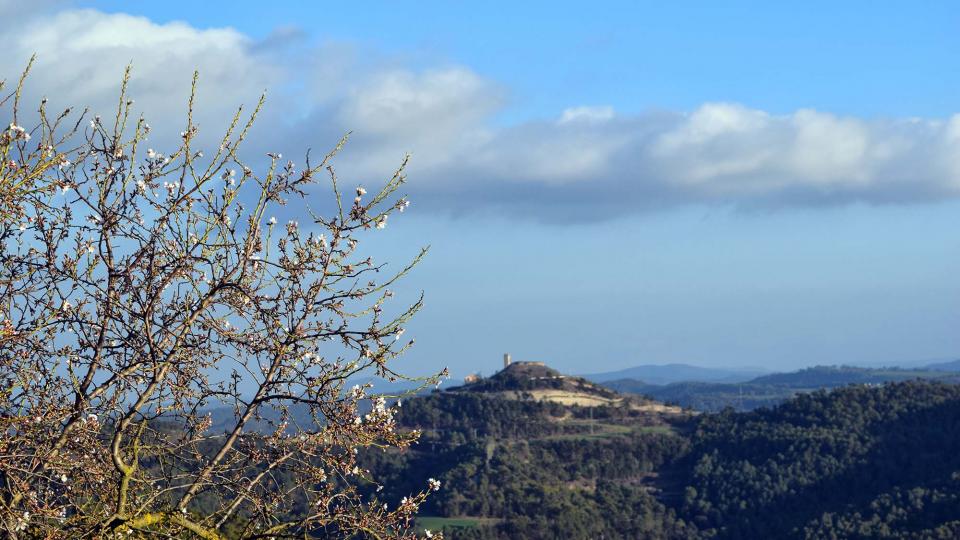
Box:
(0, 60), (443, 538)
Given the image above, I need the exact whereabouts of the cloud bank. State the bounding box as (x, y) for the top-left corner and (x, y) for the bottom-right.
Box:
(4, 5), (960, 221)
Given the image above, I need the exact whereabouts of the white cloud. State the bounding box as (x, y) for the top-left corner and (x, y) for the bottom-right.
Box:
(1, 7), (283, 158)
(4, 5), (960, 221)
(559, 106), (615, 124)
(645, 104), (958, 201)
(341, 68), (500, 135)
(330, 67), (503, 177)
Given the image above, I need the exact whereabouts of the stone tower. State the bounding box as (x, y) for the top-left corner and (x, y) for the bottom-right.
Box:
(503, 353), (512, 369)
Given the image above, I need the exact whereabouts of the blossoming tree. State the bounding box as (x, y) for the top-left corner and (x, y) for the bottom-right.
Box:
(0, 61), (444, 538)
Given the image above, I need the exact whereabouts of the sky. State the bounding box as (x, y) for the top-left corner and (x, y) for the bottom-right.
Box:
(4, 1), (960, 376)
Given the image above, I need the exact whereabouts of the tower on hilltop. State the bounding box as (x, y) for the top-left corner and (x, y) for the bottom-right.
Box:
(503, 353), (512, 369)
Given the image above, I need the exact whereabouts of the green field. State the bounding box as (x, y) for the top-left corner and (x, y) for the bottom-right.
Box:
(632, 425), (675, 434)
(537, 422), (674, 441)
(416, 516), (501, 531)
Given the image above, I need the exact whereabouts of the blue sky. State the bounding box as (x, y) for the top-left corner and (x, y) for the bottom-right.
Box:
(84, 1), (960, 118)
(7, 1), (960, 376)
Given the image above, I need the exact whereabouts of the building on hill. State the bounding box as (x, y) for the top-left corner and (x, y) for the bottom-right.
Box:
(463, 373), (481, 384)
(516, 361), (546, 367)
(502, 353), (547, 371)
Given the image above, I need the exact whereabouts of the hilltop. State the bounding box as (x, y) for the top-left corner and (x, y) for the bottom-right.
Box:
(450, 361), (684, 413)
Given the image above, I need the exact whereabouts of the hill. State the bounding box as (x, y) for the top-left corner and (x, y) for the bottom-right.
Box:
(362, 377), (960, 539)
(363, 367), (697, 539)
(451, 361), (683, 412)
(190, 362), (960, 538)
(601, 365), (960, 412)
(675, 381), (960, 538)
(748, 364), (947, 386)
(602, 379), (791, 412)
(923, 358), (960, 372)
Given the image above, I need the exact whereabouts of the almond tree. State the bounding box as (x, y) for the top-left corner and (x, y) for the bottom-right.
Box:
(0, 60), (444, 538)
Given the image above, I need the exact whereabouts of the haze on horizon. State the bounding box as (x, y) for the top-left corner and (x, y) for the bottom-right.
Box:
(6, 0), (960, 377)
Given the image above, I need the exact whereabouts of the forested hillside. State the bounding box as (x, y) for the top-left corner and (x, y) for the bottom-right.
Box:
(677, 381), (960, 538)
(361, 392), (696, 539)
(360, 376), (960, 539)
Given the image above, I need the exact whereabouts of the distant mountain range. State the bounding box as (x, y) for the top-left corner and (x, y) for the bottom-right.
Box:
(922, 358), (960, 372)
(581, 363), (768, 385)
(204, 359), (960, 430)
(595, 363), (960, 411)
(581, 358), (960, 388)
